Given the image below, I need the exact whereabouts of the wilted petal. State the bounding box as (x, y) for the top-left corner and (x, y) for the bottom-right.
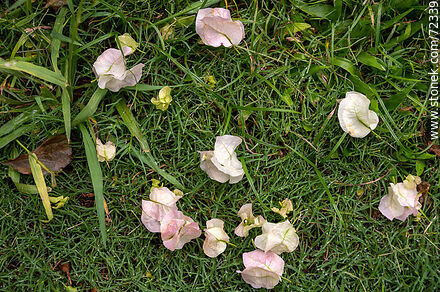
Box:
(151, 86), (172, 111)
(93, 48), (127, 79)
(338, 91), (379, 138)
(160, 209), (201, 251)
(203, 218), (229, 258)
(238, 250), (284, 289)
(103, 63), (144, 92)
(254, 221), (299, 254)
(199, 136), (245, 184)
(93, 47), (144, 92)
(234, 203), (265, 237)
(199, 151), (230, 183)
(141, 187), (182, 233)
(141, 200), (162, 232)
(95, 139), (116, 162)
(209, 135), (244, 183)
(150, 187), (182, 206)
(196, 8), (245, 47)
(271, 198), (293, 218)
(118, 33), (139, 54)
(378, 175), (422, 222)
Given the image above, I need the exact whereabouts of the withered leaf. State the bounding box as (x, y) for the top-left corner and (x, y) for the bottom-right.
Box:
(429, 144), (440, 157)
(4, 135), (72, 175)
(44, 0), (67, 10)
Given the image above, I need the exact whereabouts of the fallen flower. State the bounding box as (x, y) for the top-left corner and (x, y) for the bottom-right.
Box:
(203, 218), (230, 258)
(141, 187), (182, 232)
(95, 139), (116, 162)
(238, 250), (284, 289)
(195, 8), (245, 47)
(160, 209), (201, 251)
(378, 174), (422, 221)
(254, 221), (299, 255)
(234, 203), (265, 237)
(338, 91), (379, 138)
(151, 86), (172, 111)
(271, 198), (293, 218)
(199, 135), (244, 184)
(93, 47), (144, 92)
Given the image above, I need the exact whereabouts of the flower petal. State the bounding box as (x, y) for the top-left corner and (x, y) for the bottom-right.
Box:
(338, 91), (379, 138)
(199, 151), (230, 183)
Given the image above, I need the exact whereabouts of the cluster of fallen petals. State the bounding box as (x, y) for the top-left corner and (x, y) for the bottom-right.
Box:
(379, 174), (422, 221)
(141, 186), (201, 250)
(235, 200), (299, 289)
(87, 6), (429, 290)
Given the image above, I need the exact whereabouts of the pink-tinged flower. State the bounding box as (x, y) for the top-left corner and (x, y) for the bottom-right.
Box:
(254, 221), (299, 255)
(203, 218), (229, 258)
(237, 250), (284, 289)
(160, 209), (201, 251)
(379, 175), (422, 221)
(93, 46), (144, 92)
(195, 8), (245, 47)
(234, 203), (265, 237)
(199, 135), (244, 184)
(338, 91), (379, 138)
(141, 187), (182, 233)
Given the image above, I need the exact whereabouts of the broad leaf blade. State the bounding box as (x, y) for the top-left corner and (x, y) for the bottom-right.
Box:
(29, 153), (53, 221)
(79, 124), (107, 246)
(0, 59), (67, 87)
(72, 88), (107, 127)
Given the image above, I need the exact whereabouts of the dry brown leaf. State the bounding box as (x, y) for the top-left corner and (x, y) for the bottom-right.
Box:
(4, 135), (72, 175)
(429, 144), (440, 157)
(44, 0), (67, 10)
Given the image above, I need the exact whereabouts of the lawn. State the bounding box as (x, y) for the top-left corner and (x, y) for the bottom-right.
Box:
(0, 0), (439, 291)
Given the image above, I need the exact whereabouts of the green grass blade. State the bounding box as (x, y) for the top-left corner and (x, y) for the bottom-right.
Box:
(0, 124), (33, 149)
(72, 88), (107, 127)
(79, 123), (107, 246)
(0, 59), (66, 87)
(51, 7), (67, 73)
(116, 99), (184, 190)
(29, 153), (53, 222)
(0, 110), (35, 137)
(290, 148), (345, 227)
(61, 88), (71, 142)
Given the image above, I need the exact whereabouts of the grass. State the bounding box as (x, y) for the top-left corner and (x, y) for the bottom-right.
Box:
(0, 0), (439, 290)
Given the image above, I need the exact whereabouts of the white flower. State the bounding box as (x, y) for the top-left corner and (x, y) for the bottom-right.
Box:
(195, 8), (245, 47)
(199, 135), (244, 184)
(141, 187), (182, 233)
(254, 221), (299, 255)
(271, 198), (293, 218)
(237, 250), (284, 289)
(93, 47), (144, 92)
(95, 139), (116, 162)
(203, 218), (229, 258)
(378, 175), (422, 221)
(234, 203), (265, 237)
(337, 91), (379, 138)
